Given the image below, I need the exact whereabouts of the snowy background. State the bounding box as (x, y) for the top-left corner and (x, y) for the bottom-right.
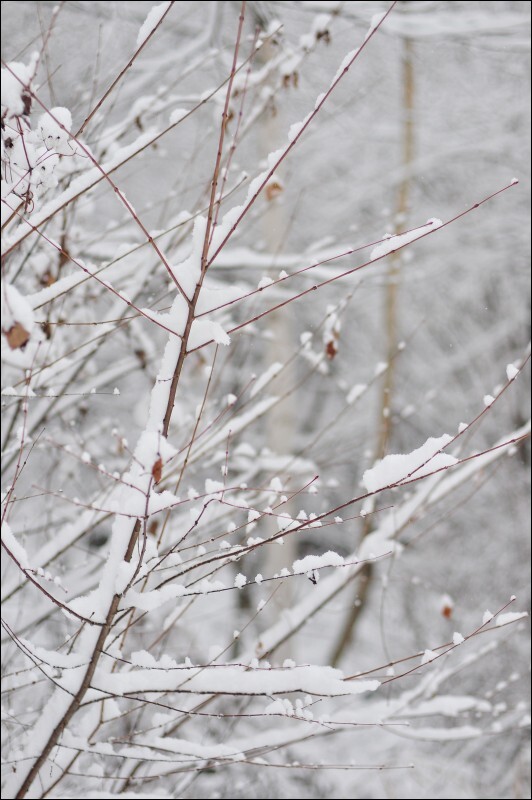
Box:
(2, 2), (530, 798)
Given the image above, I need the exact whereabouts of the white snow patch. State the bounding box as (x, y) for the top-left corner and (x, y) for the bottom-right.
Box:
(1, 281), (35, 335)
(1, 61), (32, 118)
(362, 434), (457, 493)
(347, 383), (367, 404)
(38, 107), (73, 155)
(292, 551), (344, 575)
(169, 107), (187, 125)
(495, 611), (528, 626)
(366, 12), (387, 41)
(93, 663), (379, 698)
(250, 362), (282, 398)
(1, 521), (30, 569)
(136, 2), (171, 48)
(421, 649), (438, 665)
(407, 695), (491, 717)
(257, 276), (274, 289)
(370, 219), (442, 260)
(187, 319), (230, 350)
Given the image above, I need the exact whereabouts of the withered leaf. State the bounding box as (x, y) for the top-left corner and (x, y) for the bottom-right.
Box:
(325, 340), (338, 360)
(441, 603), (453, 620)
(40, 270), (56, 287)
(265, 180), (283, 202)
(4, 322), (30, 350)
(152, 457), (163, 484)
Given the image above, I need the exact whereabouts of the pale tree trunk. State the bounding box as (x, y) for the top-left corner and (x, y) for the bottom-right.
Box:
(330, 36), (415, 667)
(257, 37), (297, 662)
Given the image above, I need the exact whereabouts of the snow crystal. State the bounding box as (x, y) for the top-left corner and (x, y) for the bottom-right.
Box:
(506, 363), (519, 381)
(169, 217), (206, 299)
(440, 593), (454, 612)
(482, 610), (494, 625)
(187, 319), (230, 350)
(135, 431), (176, 468)
(332, 48), (358, 83)
(458, 422), (468, 433)
(195, 282), (245, 315)
(148, 488), (180, 515)
(370, 219), (442, 260)
(269, 477), (283, 492)
(124, 583), (186, 611)
(136, 2), (171, 48)
(277, 513), (294, 532)
(421, 649), (438, 665)
(362, 434), (457, 493)
(38, 107), (73, 156)
(1, 61), (32, 118)
(314, 91), (326, 109)
(264, 699), (288, 715)
(292, 551), (344, 574)
(169, 107), (187, 125)
(131, 650), (157, 668)
(234, 573), (247, 589)
(452, 632), (465, 645)
(1, 281), (35, 335)
(1, 521), (30, 569)
(347, 383), (367, 404)
(257, 276), (274, 289)
(483, 395), (495, 407)
(366, 12), (387, 41)
(288, 113), (312, 143)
